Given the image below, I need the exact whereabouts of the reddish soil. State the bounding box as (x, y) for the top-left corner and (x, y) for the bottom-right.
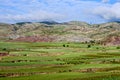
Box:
(0, 53), (9, 56)
(103, 36), (120, 45)
(9, 36), (55, 42)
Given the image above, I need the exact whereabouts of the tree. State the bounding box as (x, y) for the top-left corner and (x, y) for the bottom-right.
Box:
(63, 44), (65, 47)
(66, 45), (69, 47)
(116, 46), (120, 49)
(87, 45), (91, 48)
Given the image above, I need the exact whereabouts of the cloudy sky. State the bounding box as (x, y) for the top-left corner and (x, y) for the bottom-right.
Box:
(0, 0), (120, 24)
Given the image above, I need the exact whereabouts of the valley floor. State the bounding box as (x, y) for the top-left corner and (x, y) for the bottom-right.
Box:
(0, 42), (120, 80)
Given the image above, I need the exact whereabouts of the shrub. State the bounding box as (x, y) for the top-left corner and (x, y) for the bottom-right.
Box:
(90, 40), (95, 44)
(69, 69), (72, 72)
(2, 48), (7, 51)
(2, 48), (10, 54)
(23, 54), (27, 56)
(96, 47), (99, 49)
(87, 45), (91, 48)
(63, 44), (65, 47)
(66, 45), (69, 47)
(116, 46), (120, 49)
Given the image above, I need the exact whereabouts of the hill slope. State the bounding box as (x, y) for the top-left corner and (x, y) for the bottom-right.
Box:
(0, 21), (120, 44)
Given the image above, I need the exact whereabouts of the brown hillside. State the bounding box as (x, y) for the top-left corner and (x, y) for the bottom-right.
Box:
(103, 35), (120, 45)
(9, 36), (54, 42)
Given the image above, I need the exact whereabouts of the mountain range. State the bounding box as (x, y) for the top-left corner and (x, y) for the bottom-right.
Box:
(0, 21), (120, 45)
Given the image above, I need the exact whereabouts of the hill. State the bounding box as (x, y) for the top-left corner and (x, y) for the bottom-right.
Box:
(0, 21), (120, 45)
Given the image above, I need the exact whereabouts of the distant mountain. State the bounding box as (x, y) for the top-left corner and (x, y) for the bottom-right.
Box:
(15, 21), (59, 25)
(112, 21), (120, 23)
(63, 21), (90, 27)
(39, 21), (59, 25)
(0, 21), (120, 45)
(16, 22), (32, 25)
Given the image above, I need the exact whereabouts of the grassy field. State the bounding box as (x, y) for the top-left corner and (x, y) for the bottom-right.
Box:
(0, 41), (120, 80)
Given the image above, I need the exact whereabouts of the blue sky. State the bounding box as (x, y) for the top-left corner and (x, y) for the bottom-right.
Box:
(0, 0), (120, 24)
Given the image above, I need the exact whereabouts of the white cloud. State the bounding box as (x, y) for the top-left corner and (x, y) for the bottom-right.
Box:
(0, 10), (64, 23)
(93, 2), (120, 21)
(0, 0), (65, 23)
(0, 0), (117, 23)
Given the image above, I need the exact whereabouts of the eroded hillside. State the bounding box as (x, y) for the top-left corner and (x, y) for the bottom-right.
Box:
(0, 21), (120, 44)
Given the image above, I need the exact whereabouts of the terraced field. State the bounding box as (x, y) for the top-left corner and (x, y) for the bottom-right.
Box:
(0, 42), (120, 80)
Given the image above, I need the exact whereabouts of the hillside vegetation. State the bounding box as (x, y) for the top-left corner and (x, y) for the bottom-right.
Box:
(0, 21), (120, 45)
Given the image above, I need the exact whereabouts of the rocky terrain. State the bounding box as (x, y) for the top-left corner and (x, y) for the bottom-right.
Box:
(0, 21), (120, 45)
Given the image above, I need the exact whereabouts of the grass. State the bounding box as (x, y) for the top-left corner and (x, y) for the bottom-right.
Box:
(0, 72), (120, 80)
(0, 41), (120, 80)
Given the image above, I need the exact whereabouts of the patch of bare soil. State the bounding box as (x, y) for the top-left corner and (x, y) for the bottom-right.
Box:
(37, 52), (65, 57)
(9, 35), (55, 42)
(0, 53), (9, 56)
(103, 35), (120, 45)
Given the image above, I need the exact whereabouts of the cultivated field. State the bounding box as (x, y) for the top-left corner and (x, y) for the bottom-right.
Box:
(0, 42), (120, 80)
